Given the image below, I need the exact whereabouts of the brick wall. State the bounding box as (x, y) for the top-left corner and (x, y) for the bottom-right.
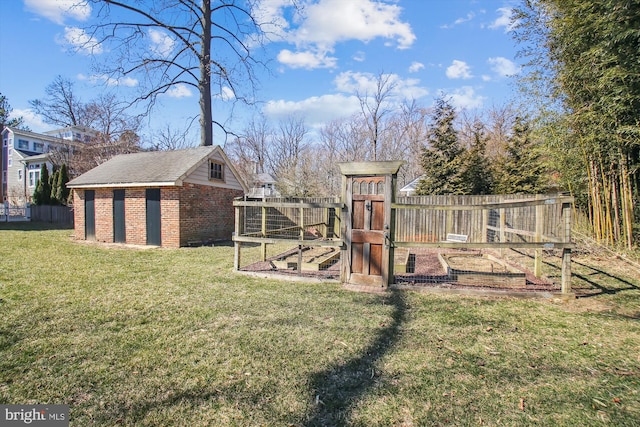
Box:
(72, 184), (242, 248)
(161, 187), (180, 248)
(72, 189), (85, 240)
(179, 183), (243, 245)
(124, 188), (146, 246)
(94, 189), (114, 243)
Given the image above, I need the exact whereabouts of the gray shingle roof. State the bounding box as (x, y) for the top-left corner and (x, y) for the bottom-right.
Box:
(67, 146), (218, 188)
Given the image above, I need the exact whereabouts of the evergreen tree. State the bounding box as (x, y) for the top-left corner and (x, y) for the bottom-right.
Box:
(416, 96), (465, 195)
(494, 117), (547, 194)
(459, 121), (494, 195)
(49, 168), (60, 206)
(32, 164), (51, 205)
(54, 164), (70, 205)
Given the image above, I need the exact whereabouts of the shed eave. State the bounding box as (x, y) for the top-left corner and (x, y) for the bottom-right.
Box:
(67, 181), (179, 189)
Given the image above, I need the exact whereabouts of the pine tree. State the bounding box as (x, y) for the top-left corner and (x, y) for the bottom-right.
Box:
(494, 117), (547, 194)
(416, 96), (465, 195)
(459, 122), (494, 195)
(49, 168), (60, 206)
(55, 164), (70, 205)
(32, 164), (51, 205)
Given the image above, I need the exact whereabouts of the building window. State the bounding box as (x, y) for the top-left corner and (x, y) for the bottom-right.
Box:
(209, 160), (224, 181)
(7, 148), (12, 167)
(17, 139), (29, 149)
(33, 142), (44, 152)
(2, 137), (7, 147)
(29, 170), (40, 187)
(18, 170), (22, 181)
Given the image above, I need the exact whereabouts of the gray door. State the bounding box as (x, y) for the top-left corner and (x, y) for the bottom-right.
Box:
(85, 190), (95, 240)
(113, 189), (125, 243)
(146, 188), (161, 246)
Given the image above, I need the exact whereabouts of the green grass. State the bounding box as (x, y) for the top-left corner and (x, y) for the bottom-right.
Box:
(1, 223), (639, 426)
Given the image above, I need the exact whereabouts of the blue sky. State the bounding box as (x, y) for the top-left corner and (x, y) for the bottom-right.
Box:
(0, 0), (521, 145)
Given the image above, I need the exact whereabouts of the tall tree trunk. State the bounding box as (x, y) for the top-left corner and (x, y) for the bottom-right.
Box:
(200, 0), (213, 146)
(619, 149), (634, 249)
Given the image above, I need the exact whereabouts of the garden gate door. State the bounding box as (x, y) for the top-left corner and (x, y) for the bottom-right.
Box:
(338, 161), (403, 289)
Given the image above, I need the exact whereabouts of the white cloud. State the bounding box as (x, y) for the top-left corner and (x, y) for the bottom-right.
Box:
(216, 86), (235, 101)
(11, 109), (48, 133)
(164, 84), (193, 98)
(488, 57), (520, 77)
(59, 27), (102, 54)
(149, 29), (175, 58)
(446, 60), (472, 79)
(264, 94), (361, 127)
(334, 71), (428, 101)
(489, 7), (516, 32)
(408, 61), (424, 73)
(448, 86), (486, 110)
(273, 0), (415, 69)
(78, 73), (138, 87)
(24, 0), (91, 25)
(441, 11), (476, 29)
(277, 49), (337, 69)
(353, 51), (366, 62)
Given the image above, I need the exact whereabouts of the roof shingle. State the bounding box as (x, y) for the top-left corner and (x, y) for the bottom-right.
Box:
(67, 146), (218, 188)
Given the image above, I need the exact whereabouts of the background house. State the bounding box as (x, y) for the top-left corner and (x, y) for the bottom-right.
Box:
(399, 175), (424, 197)
(67, 146), (247, 248)
(246, 172), (280, 198)
(1, 126), (87, 204)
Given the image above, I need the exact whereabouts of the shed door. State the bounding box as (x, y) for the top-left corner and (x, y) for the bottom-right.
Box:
(348, 177), (387, 287)
(146, 188), (161, 246)
(85, 190), (95, 240)
(113, 189), (125, 243)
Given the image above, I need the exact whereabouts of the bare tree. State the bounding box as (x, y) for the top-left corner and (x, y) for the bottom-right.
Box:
(268, 116), (308, 195)
(84, 0), (279, 146)
(225, 115), (272, 188)
(149, 123), (196, 151)
(29, 75), (87, 128)
(357, 72), (397, 161)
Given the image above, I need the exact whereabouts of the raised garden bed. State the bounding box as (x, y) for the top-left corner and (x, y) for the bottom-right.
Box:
(438, 252), (526, 287)
(272, 246), (340, 271)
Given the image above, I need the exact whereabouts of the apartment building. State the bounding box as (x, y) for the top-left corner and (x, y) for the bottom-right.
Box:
(1, 126), (94, 205)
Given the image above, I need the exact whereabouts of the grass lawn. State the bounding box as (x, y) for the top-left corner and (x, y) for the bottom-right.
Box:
(1, 223), (639, 426)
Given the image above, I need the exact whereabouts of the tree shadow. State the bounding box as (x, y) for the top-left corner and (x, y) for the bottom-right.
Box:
(571, 259), (640, 297)
(511, 249), (640, 297)
(303, 289), (407, 426)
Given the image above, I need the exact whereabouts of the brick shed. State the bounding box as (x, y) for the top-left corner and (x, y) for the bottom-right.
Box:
(67, 146), (247, 248)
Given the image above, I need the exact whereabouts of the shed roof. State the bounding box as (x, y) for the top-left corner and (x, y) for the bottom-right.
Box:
(67, 146), (226, 188)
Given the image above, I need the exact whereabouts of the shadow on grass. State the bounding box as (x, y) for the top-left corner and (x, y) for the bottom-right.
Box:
(304, 290), (407, 426)
(571, 259), (640, 297)
(0, 222), (73, 231)
(511, 249), (640, 297)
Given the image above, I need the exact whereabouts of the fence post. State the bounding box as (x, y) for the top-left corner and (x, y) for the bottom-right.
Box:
(534, 196), (544, 277)
(233, 202), (241, 271)
(261, 203), (267, 262)
(299, 200), (305, 241)
(499, 207), (506, 257)
(3, 202), (7, 222)
(561, 201), (573, 295)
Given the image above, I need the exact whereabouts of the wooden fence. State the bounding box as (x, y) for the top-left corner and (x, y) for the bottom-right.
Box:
(30, 205), (74, 226)
(233, 194), (574, 294)
(393, 194), (572, 247)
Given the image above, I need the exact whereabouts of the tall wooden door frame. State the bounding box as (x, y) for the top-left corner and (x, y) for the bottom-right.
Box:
(113, 189), (126, 243)
(338, 161), (403, 288)
(85, 190), (95, 240)
(146, 188), (161, 246)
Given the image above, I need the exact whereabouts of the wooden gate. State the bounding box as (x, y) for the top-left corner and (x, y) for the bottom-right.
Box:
(338, 161), (403, 288)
